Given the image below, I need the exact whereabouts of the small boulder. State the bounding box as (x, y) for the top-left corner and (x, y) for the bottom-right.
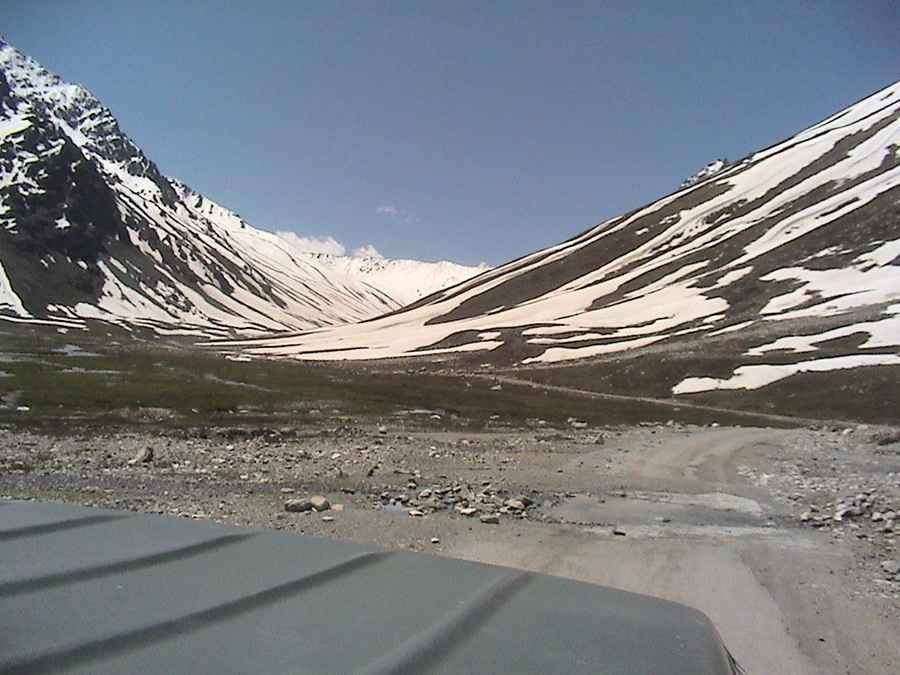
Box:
(128, 446), (154, 466)
(881, 560), (900, 576)
(285, 499), (314, 513)
(309, 495), (331, 512)
(480, 513), (500, 524)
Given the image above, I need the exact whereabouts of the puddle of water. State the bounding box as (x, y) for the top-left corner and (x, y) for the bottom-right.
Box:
(202, 374), (274, 392)
(379, 503), (410, 514)
(0, 353), (44, 363)
(587, 524), (812, 545)
(52, 344), (100, 357)
(634, 491), (762, 515)
(547, 492), (764, 528)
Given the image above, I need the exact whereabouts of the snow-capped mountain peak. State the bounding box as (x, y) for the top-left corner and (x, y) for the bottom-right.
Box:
(298, 250), (491, 306)
(0, 40), (485, 335)
(680, 158), (729, 188)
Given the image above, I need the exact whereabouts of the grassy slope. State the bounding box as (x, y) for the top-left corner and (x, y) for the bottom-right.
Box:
(0, 324), (770, 429)
(512, 349), (900, 426)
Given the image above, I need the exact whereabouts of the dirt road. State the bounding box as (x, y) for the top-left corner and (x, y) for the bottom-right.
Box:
(482, 373), (857, 427)
(3, 423), (898, 674)
(450, 427), (900, 675)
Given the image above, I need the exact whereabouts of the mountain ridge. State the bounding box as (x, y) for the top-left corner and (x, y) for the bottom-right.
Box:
(227, 79), (900, 400)
(0, 41), (485, 335)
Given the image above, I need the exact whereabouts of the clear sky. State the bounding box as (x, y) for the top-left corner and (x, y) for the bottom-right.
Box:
(2, 2), (898, 265)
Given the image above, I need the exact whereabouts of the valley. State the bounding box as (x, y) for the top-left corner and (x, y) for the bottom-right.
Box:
(2, 29), (899, 675)
(2, 327), (900, 673)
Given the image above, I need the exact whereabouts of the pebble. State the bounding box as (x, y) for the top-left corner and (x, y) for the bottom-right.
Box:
(480, 514), (500, 524)
(128, 446), (153, 465)
(506, 499), (526, 511)
(431, 537), (440, 544)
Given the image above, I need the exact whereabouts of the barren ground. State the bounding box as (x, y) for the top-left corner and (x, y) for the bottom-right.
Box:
(3, 417), (900, 674)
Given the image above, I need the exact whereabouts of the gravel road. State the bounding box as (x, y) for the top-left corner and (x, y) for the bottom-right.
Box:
(3, 420), (898, 674)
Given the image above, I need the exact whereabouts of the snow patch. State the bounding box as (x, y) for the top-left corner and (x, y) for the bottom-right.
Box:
(673, 354), (900, 394)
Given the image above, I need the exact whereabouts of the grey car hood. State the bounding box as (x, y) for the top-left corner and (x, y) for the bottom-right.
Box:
(1, 500), (740, 674)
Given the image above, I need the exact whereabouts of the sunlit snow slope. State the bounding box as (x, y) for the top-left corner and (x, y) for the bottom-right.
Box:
(307, 253), (491, 306)
(0, 41), (410, 336)
(231, 81), (900, 393)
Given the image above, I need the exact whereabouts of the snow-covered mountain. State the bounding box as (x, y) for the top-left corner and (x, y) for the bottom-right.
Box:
(0, 41), (483, 336)
(229, 81), (900, 396)
(302, 252), (490, 306)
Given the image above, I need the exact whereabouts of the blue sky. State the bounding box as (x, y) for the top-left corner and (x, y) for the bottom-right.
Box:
(3, 2), (898, 265)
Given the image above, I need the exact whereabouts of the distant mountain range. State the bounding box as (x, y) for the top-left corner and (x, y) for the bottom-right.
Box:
(0, 40), (486, 336)
(305, 253), (490, 307)
(229, 79), (900, 398)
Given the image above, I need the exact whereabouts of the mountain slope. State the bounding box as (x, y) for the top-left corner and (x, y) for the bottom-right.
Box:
(305, 253), (491, 306)
(229, 81), (900, 396)
(0, 41), (483, 336)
